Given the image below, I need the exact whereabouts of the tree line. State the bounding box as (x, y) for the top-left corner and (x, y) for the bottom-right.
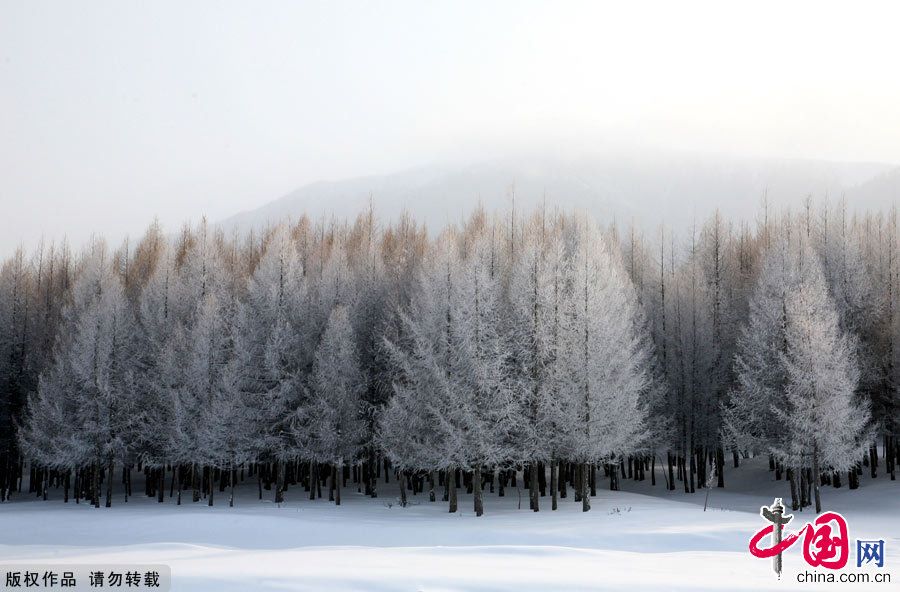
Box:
(0, 199), (896, 515)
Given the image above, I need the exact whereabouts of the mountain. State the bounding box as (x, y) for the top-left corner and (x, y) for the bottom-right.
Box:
(218, 152), (897, 236)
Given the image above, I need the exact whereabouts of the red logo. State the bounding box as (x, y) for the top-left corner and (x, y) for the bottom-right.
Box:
(749, 498), (849, 577)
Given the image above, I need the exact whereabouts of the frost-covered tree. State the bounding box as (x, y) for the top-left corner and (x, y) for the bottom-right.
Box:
(508, 213), (568, 511)
(447, 224), (516, 516)
(560, 218), (651, 512)
(20, 242), (137, 507)
(167, 221), (234, 505)
(378, 237), (459, 507)
(134, 240), (178, 488)
(728, 230), (872, 511)
(4, 201), (897, 511)
(776, 250), (871, 513)
(724, 237), (798, 457)
(303, 305), (367, 505)
(230, 224), (308, 502)
(381, 222), (516, 516)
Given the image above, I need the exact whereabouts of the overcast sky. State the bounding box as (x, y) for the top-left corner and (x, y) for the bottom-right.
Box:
(2, 0), (900, 256)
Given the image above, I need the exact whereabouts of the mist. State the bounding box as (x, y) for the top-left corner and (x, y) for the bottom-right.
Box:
(2, 1), (900, 255)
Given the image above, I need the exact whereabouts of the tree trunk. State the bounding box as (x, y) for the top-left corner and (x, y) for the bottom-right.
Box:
(192, 463), (199, 502)
(328, 465), (335, 502)
(559, 462), (567, 498)
(275, 460), (285, 504)
(399, 470), (408, 507)
(230, 464), (235, 507)
(550, 460), (558, 511)
(529, 462), (539, 512)
(799, 467), (809, 509)
(581, 462), (590, 512)
(474, 465), (483, 517)
(106, 458), (113, 508)
(716, 446), (725, 488)
(335, 463), (342, 506)
(667, 452), (675, 491)
(788, 468), (799, 510)
(448, 467), (457, 513)
(574, 463), (582, 501)
(208, 467), (214, 506)
(812, 446), (822, 513)
(870, 444), (878, 479)
(93, 462), (100, 508)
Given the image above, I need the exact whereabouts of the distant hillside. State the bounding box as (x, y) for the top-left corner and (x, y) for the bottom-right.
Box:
(218, 152), (896, 236)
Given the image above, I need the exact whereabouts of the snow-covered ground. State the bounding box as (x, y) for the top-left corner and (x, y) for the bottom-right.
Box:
(1, 457), (897, 591)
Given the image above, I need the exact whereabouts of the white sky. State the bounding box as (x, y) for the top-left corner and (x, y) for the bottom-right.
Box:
(2, 0), (900, 256)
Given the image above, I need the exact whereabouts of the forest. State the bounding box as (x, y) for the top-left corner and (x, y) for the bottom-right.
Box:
(0, 199), (896, 517)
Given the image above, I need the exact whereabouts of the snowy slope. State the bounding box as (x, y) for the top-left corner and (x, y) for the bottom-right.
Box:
(1, 456), (897, 591)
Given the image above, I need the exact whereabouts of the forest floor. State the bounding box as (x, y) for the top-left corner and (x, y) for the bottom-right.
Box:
(1, 456), (897, 591)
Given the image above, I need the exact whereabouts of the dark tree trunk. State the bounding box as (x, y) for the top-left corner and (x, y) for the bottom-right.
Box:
(559, 462), (567, 498)
(581, 462), (590, 512)
(538, 462), (547, 497)
(550, 460), (558, 511)
(328, 465), (335, 502)
(799, 468), (809, 509)
(812, 446), (821, 513)
(105, 458), (113, 508)
(788, 468), (799, 510)
(448, 467), (457, 513)
(230, 464), (235, 507)
(208, 467), (214, 507)
(335, 464), (342, 506)
(473, 465), (483, 517)
(93, 462), (100, 508)
(667, 452), (675, 491)
(574, 463), (582, 501)
(275, 460), (285, 504)
(716, 446), (725, 488)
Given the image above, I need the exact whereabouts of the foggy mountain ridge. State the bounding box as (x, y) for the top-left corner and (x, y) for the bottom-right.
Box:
(218, 154), (900, 237)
